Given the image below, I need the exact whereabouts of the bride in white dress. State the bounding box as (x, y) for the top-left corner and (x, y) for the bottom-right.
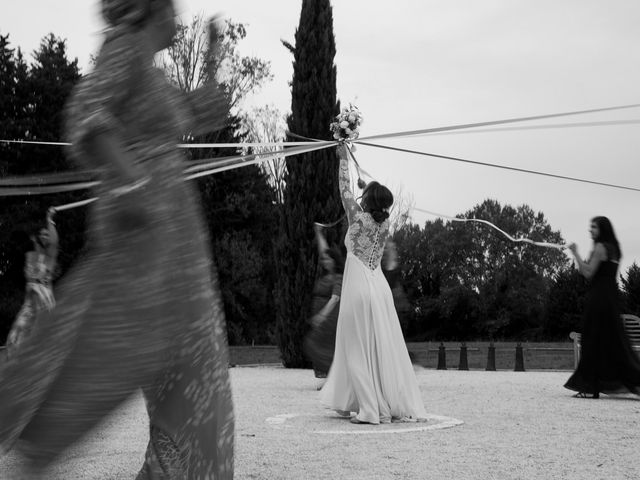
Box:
(320, 144), (427, 424)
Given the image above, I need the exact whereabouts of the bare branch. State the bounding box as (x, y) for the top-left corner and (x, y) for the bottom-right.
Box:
(241, 105), (287, 203)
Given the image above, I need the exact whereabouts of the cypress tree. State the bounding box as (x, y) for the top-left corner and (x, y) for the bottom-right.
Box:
(275, 0), (342, 367)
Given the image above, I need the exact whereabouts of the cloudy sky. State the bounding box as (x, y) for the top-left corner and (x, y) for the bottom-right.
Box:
(4, 0), (640, 273)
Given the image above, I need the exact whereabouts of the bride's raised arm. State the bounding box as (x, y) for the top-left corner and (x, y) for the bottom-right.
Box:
(338, 144), (361, 224)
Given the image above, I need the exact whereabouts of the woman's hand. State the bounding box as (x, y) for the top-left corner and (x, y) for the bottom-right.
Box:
(7, 324), (28, 346)
(568, 243), (578, 255)
(46, 207), (57, 224)
(311, 313), (327, 327)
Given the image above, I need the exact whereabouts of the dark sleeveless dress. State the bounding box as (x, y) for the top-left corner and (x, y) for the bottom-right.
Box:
(565, 245), (640, 395)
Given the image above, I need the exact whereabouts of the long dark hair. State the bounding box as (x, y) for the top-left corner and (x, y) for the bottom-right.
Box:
(363, 181), (394, 224)
(592, 216), (621, 261)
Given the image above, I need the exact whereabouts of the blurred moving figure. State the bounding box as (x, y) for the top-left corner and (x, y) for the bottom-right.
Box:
(304, 223), (344, 389)
(6, 209), (58, 356)
(0, 2), (234, 478)
(382, 238), (411, 336)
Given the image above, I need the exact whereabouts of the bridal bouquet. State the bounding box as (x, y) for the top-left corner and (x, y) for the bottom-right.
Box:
(330, 104), (363, 142)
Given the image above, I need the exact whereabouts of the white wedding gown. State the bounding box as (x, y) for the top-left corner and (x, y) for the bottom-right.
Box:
(320, 150), (427, 424)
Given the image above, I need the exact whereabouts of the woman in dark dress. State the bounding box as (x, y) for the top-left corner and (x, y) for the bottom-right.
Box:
(565, 216), (640, 398)
(304, 224), (344, 388)
(0, 2), (234, 478)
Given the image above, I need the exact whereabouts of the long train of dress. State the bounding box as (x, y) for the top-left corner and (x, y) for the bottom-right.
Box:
(320, 253), (426, 423)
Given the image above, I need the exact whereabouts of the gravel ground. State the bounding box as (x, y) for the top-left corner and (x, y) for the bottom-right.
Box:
(2, 366), (640, 479)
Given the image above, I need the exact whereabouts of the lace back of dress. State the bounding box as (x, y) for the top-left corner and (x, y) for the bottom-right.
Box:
(346, 213), (389, 271)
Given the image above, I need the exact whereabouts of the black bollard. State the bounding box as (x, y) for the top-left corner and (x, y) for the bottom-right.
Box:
(514, 342), (525, 371)
(458, 342), (469, 370)
(486, 341), (496, 371)
(437, 342), (447, 370)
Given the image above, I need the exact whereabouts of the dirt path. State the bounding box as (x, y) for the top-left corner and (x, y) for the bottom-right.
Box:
(2, 367), (640, 479)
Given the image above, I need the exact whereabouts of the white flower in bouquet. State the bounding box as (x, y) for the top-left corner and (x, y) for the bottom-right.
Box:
(329, 104), (363, 142)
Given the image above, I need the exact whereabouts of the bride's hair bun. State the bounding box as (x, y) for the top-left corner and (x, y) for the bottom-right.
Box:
(363, 182), (394, 224)
(371, 210), (390, 223)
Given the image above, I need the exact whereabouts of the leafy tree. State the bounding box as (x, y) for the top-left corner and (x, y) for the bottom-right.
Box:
(394, 199), (567, 340)
(437, 285), (482, 340)
(544, 264), (587, 339)
(241, 105), (287, 203)
(275, 0), (341, 367)
(159, 14), (272, 106)
(620, 262), (640, 316)
(0, 33), (29, 178)
(194, 119), (278, 345)
(461, 200), (566, 290)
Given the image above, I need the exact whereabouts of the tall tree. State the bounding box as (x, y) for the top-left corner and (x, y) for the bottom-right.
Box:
(242, 105), (287, 203)
(0, 33), (29, 177)
(544, 265), (587, 339)
(620, 262), (640, 317)
(394, 199), (568, 340)
(159, 14), (272, 106)
(275, 0), (341, 366)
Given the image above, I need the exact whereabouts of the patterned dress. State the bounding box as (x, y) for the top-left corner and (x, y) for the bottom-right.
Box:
(320, 148), (426, 424)
(6, 251), (56, 355)
(0, 26), (234, 479)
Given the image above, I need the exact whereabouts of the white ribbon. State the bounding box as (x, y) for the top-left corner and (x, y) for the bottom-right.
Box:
(412, 207), (566, 250)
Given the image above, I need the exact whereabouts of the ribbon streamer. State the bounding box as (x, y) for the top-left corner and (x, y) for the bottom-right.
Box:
(5, 102), (640, 149)
(53, 197), (97, 211)
(412, 207), (566, 250)
(314, 218), (345, 229)
(177, 140), (332, 148)
(356, 141), (640, 193)
(354, 103), (640, 142)
(422, 119), (640, 137)
(17, 144), (331, 209)
(0, 181), (101, 196)
(0, 143), (330, 195)
(0, 139), (323, 148)
(184, 142), (331, 180)
(4, 102), (640, 206)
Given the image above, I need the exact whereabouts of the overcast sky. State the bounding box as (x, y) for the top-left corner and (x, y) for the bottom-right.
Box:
(4, 0), (640, 273)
